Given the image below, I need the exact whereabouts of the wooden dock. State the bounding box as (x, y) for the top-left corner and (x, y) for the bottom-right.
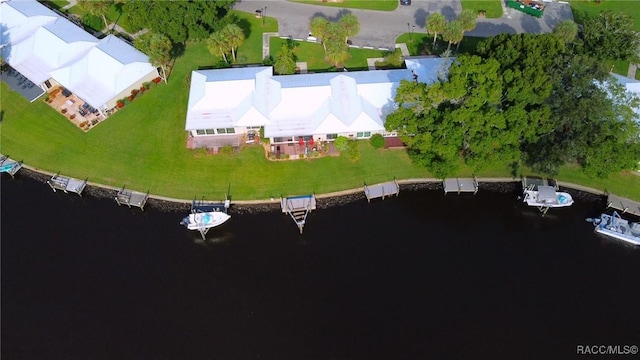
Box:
(607, 194), (640, 217)
(115, 186), (149, 210)
(364, 179), (399, 202)
(0, 154), (23, 177)
(443, 177), (478, 194)
(47, 173), (87, 196)
(281, 194), (316, 234)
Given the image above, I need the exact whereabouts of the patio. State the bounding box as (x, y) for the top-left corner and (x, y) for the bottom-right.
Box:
(0, 66), (45, 102)
(45, 86), (106, 131)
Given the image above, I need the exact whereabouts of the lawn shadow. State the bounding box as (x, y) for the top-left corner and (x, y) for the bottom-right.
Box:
(236, 17), (252, 41)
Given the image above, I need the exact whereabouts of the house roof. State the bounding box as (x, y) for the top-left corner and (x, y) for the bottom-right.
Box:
(1, 0), (156, 109)
(185, 57), (452, 137)
(49, 35), (156, 108)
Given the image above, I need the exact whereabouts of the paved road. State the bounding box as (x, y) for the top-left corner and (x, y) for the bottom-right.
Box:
(234, 0), (573, 49)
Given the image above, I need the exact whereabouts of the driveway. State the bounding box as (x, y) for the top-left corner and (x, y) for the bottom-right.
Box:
(234, 0), (573, 49)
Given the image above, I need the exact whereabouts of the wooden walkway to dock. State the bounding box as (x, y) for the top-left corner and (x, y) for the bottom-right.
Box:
(443, 177), (478, 194)
(364, 179), (399, 202)
(607, 194), (640, 217)
(281, 194), (316, 234)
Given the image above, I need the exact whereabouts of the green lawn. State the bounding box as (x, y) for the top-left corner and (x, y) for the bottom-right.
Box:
(40, 0), (69, 11)
(269, 38), (387, 71)
(288, 0), (398, 11)
(568, 0), (640, 31)
(3, 9), (640, 201)
(460, 0), (503, 19)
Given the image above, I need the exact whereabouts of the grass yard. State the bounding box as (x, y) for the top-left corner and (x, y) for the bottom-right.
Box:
(269, 38), (387, 71)
(395, 33), (483, 56)
(460, 0), (503, 19)
(568, 0), (640, 31)
(40, 0), (69, 11)
(288, 0), (398, 11)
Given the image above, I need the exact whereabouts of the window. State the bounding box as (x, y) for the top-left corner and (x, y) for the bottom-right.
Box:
(196, 130), (205, 135)
(356, 131), (371, 138)
(44, 80), (52, 89)
(216, 128), (235, 134)
(205, 129), (215, 135)
(326, 134), (338, 140)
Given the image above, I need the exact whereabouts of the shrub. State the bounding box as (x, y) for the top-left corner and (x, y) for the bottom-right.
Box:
(152, 77), (162, 84)
(334, 136), (350, 151)
(81, 14), (103, 32)
(370, 134), (385, 149)
(117, 100), (125, 108)
(347, 140), (360, 161)
(219, 145), (234, 155)
(383, 48), (404, 68)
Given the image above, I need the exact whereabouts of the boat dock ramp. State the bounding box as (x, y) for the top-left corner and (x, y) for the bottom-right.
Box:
(607, 194), (640, 217)
(443, 177), (479, 194)
(281, 194), (316, 234)
(364, 179), (399, 202)
(115, 186), (149, 210)
(0, 155), (23, 177)
(47, 173), (87, 196)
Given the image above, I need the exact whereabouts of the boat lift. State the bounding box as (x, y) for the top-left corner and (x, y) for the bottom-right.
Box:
(522, 177), (558, 216)
(364, 178), (400, 202)
(0, 154), (23, 177)
(281, 194), (316, 234)
(188, 195), (231, 240)
(115, 186), (149, 210)
(443, 177), (479, 195)
(47, 173), (87, 196)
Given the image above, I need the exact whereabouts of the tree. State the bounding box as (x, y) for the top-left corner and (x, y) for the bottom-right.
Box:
(458, 9), (477, 33)
(134, 32), (173, 81)
(442, 20), (464, 53)
(274, 43), (297, 75)
(310, 17), (330, 53)
(524, 55), (640, 177)
(207, 31), (229, 64)
(582, 11), (640, 62)
(338, 13), (360, 44)
(77, 0), (113, 30)
(426, 13), (446, 50)
(325, 39), (351, 67)
(553, 19), (578, 44)
(224, 24), (245, 62)
(123, 1), (233, 43)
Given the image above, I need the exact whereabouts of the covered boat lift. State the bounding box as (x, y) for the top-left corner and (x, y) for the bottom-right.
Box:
(607, 194), (640, 217)
(0, 154), (23, 177)
(115, 186), (149, 210)
(47, 173), (87, 196)
(364, 179), (399, 202)
(443, 177), (479, 195)
(281, 194), (316, 234)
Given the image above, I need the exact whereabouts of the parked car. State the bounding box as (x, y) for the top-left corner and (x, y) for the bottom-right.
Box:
(400, 0), (411, 5)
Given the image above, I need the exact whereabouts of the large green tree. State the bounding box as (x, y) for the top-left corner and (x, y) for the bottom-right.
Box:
(553, 19), (578, 45)
(426, 13), (446, 50)
(524, 55), (640, 177)
(308, 15), (355, 68)
(134, 32), (173, 81)
(207, 31), (229, 64)
(338, 13), (360, 45)
(274, 43), (297, 75)
(122, 0), (233, 43)
(77, 0), (113, 30)
(310, 17), (330, 53)
(224, 24), (245, 62)
(442, 20), (464, 53)
(582, 10), (640, 62)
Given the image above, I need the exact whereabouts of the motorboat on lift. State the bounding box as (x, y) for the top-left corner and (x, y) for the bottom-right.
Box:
(522, 185), (573, 208)
(587, 211), (640, 246)
(180, 211), (230, 231)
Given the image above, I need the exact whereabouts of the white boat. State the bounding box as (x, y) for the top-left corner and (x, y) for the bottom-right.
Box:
(522, 185), (573, 208)
(180, 211), (230, 231)
(588, 211), (640, 246)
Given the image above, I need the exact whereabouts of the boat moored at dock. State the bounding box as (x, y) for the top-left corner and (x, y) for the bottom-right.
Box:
(587, 211), (640, 246)
(181, 211), (231, 231)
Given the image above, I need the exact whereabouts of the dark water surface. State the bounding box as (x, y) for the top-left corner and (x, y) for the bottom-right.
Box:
(2, 175), (639, 359)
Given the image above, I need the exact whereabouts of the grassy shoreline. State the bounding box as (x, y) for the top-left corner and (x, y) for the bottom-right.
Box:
(2, 10), (640, 201)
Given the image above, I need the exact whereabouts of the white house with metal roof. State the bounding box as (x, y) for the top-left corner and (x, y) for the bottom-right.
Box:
(185, 57), (451, 146)
(1, 0), (158, 113)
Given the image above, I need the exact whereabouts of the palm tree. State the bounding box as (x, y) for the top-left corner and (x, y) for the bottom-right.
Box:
(134, 32), (173, 82)
(338, 13), (360, 45)
(553, 20), (579, 44)
(310, 17), (330, 53)
(207, 31), (228, 64)
(456, 9), (477, 51)
(78, 0), (113, 30)
(224, 24), (245, 62)
(442, 20), (464, 53)
(426, 13), (446, 50)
